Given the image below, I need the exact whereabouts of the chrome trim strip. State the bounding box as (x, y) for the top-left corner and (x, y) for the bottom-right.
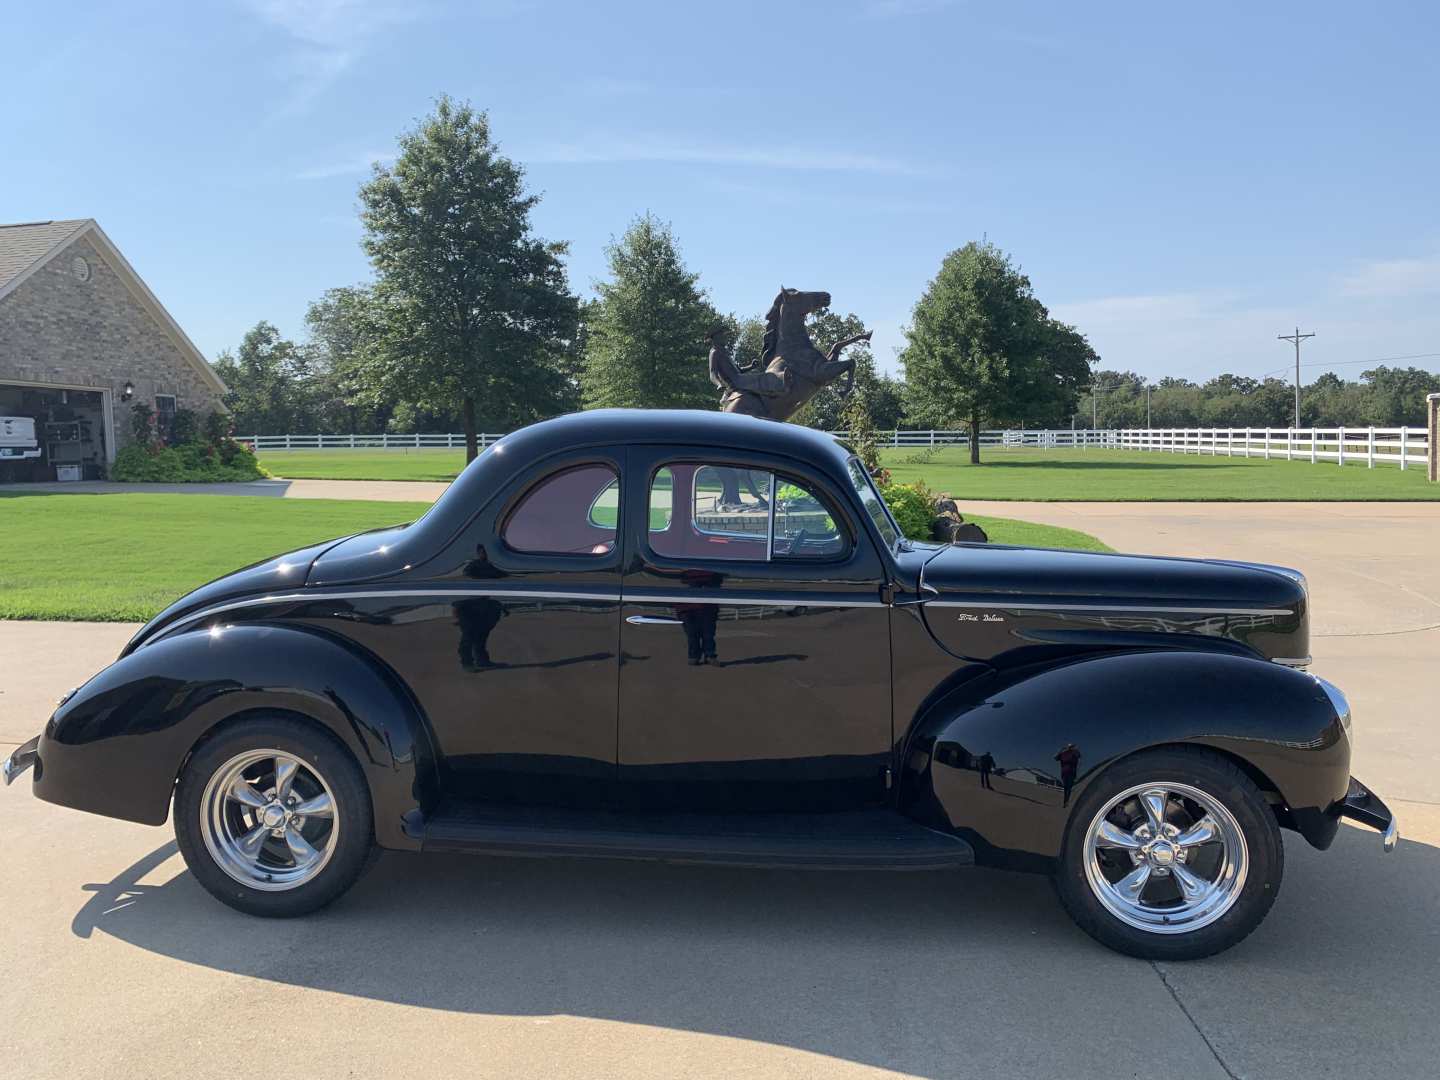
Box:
(1271, 656), (1312, 668)
(157, 588), (624, 639)
(625, 594), (885, 608)
(155, 586), (887, 642)
(626, 614), (683, 626)
(925, 600), (1292, 616)
(765, 472), (776, 562)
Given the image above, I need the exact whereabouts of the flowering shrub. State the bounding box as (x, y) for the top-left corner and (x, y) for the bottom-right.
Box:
(113, 407), (263, 482)
(880, 480), (938, 541)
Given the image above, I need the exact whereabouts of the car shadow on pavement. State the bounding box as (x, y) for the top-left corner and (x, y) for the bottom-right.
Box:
(71, 826), (1437, 1078)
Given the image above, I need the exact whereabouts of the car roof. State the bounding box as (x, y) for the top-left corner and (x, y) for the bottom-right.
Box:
(501, 408), (852, 464)
(328, 410), (866, 579)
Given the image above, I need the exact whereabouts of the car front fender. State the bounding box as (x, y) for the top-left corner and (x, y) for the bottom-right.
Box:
(33, 623), (438, 849)
(897, 650), (1351, 872)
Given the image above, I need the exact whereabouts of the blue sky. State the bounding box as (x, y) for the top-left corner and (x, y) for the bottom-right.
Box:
(5, 1), (1438, 384)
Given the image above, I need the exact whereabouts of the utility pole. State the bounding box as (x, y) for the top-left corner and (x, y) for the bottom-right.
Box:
(1145, 385), (1152, 427)
(1277, 327), (1316, 427)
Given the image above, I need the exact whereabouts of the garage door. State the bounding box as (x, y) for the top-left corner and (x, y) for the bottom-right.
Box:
(0, 383), (110, 482)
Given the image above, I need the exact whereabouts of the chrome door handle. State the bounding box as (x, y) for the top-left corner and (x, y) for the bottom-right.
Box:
(626, 615), (683, 626)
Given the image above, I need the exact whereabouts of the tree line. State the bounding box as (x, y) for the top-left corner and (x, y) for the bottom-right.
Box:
(210, 97), (1436, 462)
(1076, 366), (1438, 431)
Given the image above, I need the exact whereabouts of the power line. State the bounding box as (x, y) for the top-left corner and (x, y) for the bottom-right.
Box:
(1257, 350), (1440, 380)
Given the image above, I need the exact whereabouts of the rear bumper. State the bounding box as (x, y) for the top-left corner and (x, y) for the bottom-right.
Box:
(2, 736), (40, 786)
(1338, 777), (1399, 852)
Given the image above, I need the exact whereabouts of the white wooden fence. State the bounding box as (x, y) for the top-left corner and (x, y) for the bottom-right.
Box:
(237, 425), (1432, 471)
(237, 428), (1121, 452)
(237, 432), (508, 451)
(1110, 426), (1431, 469)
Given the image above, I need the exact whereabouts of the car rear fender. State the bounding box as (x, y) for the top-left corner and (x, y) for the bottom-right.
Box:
(34, 623), (439, 849)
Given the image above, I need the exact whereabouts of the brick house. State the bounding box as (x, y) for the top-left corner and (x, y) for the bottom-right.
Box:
(0, 219), (227, 480)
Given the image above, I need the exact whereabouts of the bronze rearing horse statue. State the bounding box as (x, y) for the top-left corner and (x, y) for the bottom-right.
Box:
(709, 287), (872, 421)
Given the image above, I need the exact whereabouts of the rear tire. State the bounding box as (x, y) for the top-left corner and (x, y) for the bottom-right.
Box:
(175, 716), (373, 917)
(1054, 747), (1282, 960)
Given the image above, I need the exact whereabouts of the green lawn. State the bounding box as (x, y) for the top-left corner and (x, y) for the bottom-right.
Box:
(261, 448), (464, 481)
(880, 446), (1440, 501)
(0, 492), (1109, 621)
(961, 514), (1111, 552)
(0, 494), (430, 622)
(260, 444), (1440, 500)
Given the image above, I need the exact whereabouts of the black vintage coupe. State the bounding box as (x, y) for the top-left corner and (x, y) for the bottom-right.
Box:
(5, 410), (1398, 959)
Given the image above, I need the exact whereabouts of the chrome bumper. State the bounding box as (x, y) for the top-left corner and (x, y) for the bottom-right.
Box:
(3, 735), (39, 787)
(1339, 777), (1399, 853)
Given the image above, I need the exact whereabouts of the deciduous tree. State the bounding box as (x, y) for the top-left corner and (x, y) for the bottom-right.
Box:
(358, 96), (578, 460)
(211, 322), (312, 435)
(900, 242), (1092, 462)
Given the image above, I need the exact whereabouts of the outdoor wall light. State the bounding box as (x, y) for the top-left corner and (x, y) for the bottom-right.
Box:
(121, 381), (134, 402)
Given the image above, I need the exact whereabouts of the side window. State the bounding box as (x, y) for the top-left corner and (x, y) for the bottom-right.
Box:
(503, 464), (618, 556)
(647, 463), (849, 562)
(773, 478), (846, 559)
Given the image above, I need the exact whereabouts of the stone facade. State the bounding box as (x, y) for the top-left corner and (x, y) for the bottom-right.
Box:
(0, 234), (223, 454)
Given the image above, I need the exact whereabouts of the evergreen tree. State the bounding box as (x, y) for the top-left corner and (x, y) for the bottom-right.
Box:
(581, 214), (719, 410)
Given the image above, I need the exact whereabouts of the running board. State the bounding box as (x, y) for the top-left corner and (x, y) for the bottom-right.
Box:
(410, 805), (974, 870)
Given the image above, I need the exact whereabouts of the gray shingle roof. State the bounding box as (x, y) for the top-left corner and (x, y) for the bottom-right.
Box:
(0, 219), (91, 293)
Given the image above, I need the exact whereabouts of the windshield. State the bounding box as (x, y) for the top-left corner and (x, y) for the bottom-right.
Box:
(846, 457), (899, 548)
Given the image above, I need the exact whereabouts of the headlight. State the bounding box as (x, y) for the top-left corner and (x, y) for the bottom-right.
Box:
(1313, 676), (1352, 734)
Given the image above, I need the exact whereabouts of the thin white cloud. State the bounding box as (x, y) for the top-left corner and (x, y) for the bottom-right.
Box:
(1051, 291), (1222, 328)
(1050, 290), (1304, 380)
(518, 137), (920, 175)
(239, 0), (426, 112)
(294, 149), (395, 180)
(1338, 254), (1440, 299)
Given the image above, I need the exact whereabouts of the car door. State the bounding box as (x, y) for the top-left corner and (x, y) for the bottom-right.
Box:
(380, 451), (625, 809)
(617, 445), (893, 812)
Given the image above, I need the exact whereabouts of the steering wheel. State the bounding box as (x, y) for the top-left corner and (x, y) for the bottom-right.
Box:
(786, 528), (810, 556)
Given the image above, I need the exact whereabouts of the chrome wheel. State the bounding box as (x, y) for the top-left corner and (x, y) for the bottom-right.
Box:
(199, 749), (339, 892)
(1083, 781), (1247, 935)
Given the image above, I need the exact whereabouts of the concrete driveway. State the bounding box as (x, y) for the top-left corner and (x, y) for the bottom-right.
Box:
(2, 501), (1437, 1078)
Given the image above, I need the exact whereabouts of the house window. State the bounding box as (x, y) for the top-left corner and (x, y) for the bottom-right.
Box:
(154, 394), (177, 440)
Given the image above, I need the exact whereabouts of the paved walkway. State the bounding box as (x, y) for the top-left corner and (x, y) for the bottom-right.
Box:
(3, 499), (1437, 1077)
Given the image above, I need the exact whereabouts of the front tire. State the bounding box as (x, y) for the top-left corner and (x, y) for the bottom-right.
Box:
(1054, 747), (1283, 960)
(175, 716), (374, 917)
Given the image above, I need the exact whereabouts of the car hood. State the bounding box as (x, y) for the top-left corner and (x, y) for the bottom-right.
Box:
(121, 536), (352, 656)
(917, 542), (1309, 666)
